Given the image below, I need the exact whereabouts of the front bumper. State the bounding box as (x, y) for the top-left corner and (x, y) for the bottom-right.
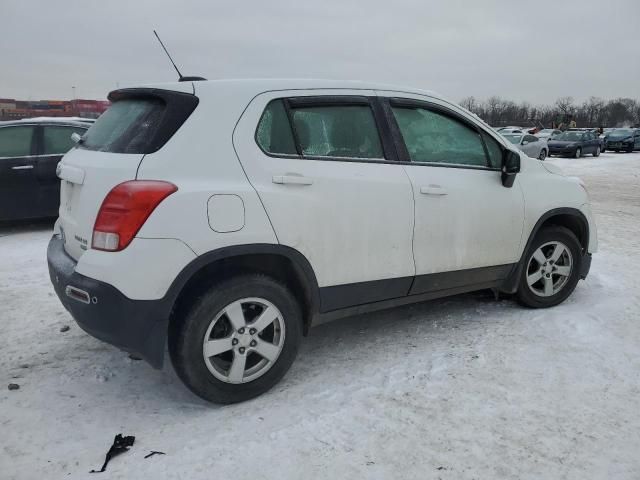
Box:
(606, 141), (633, 150)
(47, 235), (170, 368)
(549, 147), (577, 156)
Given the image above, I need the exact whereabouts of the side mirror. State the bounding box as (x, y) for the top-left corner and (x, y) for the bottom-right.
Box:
(502, 150), (520, 188)
(522, 140), (529, 145)
(71, 132), (83, 144)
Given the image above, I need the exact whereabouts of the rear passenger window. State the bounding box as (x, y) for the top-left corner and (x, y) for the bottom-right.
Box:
(392, 107), (488, 167)
(256, 100), (297, 155)
(43, 126), (87, 155)
(290, 105), (383, 159)
(0, 126), (34, 157)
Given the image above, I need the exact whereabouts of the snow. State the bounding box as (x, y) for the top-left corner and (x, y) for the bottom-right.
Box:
(2, 152), (640, 479)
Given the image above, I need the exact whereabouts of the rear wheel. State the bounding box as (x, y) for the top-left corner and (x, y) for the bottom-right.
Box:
(170, 274), (302, 404)
(593, 146), (601, 157)
(538, 149), (547, 161)
(574, 148), (582, 158)
(516, 226), (582, 308)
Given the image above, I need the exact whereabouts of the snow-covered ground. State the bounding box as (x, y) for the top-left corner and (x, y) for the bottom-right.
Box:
(1, 152), (639, 479)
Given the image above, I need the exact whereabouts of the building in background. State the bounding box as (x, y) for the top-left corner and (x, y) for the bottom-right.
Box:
(0, 98), (110, 121)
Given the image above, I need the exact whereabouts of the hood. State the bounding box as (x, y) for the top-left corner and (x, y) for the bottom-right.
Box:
(541, 161), (565, 176)
(548, 140), (578, 146)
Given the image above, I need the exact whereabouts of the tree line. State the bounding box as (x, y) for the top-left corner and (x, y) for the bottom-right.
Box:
(459, 96), (640, 129)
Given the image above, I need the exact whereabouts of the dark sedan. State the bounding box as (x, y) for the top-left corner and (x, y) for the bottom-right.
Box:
(548, 130), (601, 158)
(0, 118), (89, 221)
(605, 128), (640, 153)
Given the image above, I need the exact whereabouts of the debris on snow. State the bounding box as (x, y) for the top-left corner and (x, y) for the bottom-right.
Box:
(89, 434), (135, 474)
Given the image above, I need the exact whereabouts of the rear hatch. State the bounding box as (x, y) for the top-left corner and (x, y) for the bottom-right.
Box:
(57, 86), (198, 260)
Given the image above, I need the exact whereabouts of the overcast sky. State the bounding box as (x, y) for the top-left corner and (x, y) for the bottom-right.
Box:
(2, 0), (639, 104)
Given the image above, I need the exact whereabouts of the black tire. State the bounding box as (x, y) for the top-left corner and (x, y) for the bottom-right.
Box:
(516, 226), (583, 308)
(593, 146), (601, 157)
(574, 148), (582, 158)
(170, 274), (302, 404)
(538, 149), (547, 161)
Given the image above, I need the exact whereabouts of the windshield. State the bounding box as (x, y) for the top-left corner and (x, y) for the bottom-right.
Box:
(609, 129), (633, 137)
(503, 134), (522, 144)
(554, 131), (583, 141)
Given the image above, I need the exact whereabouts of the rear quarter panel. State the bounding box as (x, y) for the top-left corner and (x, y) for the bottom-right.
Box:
(135, 83), (278, 254)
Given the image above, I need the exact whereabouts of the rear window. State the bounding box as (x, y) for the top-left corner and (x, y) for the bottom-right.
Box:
(80, 98), (165, 154)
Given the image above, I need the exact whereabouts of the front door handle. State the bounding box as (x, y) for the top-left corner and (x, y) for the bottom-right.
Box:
(11, 165), (34, 170)
(420, 185), (448, 196)
(272, 175), (313, 186)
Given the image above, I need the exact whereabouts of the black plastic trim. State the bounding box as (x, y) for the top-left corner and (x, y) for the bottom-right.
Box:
(319, 276), (412, 312)
(410, 264), (514, 296)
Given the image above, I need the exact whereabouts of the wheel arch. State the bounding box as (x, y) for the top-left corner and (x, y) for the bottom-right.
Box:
(165, 244), (320, 340)
(501, 208), (589, 293)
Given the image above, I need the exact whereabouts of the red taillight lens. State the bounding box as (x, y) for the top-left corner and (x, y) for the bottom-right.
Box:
(92, 180), (177, 251)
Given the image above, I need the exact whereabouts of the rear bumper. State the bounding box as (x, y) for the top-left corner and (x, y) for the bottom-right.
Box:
(47, 235), (169, 368)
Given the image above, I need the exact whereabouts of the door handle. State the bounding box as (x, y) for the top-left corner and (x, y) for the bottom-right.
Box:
(272, 175), (313, 186)
(11, 165), (34, 170)
(420, 185), (448, 196)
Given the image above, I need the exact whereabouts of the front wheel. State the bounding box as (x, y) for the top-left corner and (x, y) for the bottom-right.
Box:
(170, 274), (302, 404)
(516, 226), (582, 308)
(593, 146), (601, 157)
(538, 149), (547, 161)
(574, 148), (582, 158)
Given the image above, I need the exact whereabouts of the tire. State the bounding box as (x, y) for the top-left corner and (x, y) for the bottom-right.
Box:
(593, 146), (601, 157)
(516, 226), (583, 308)
(538, 149), (547, 161)
(574, 148), (582, 158)
(170, 274), (303, 404)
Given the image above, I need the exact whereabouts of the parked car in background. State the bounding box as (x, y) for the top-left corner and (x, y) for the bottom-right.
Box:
(535, 129), (562, 140)
(605, 128), (640, 152)
(497, 127), (524, 134)
(0, 118), (89, 221)
(548, 130), (601, 158)
(47, 79), (596, 404)
(502, 133), (549, 160)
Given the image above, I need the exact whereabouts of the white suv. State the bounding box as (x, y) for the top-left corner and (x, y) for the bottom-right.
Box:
(48, 79), (596, 403)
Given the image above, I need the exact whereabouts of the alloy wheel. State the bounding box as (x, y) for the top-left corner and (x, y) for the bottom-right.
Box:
(202, 297), (286, 384)
(526, 241), (573, 297)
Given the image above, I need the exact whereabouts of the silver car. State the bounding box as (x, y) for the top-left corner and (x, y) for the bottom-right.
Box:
(502, 133), (549, 160)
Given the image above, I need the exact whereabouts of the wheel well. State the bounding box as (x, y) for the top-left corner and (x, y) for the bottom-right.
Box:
(168, 253), (316, 340)
(537, 213), (588, 252)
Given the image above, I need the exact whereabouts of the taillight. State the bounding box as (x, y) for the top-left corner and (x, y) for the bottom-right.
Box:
(92, 180), (177, 251)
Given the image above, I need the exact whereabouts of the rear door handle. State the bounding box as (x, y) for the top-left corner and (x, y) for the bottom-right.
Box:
(272, 175), (313, 186)
(11, 165), (34, 170)
(420, 185), (448, 196)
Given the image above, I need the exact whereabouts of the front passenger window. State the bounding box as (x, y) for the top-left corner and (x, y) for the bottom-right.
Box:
(392, 106), (488, 167)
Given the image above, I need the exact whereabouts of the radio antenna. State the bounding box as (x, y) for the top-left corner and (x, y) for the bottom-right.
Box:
(153, 30), (184, 80)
